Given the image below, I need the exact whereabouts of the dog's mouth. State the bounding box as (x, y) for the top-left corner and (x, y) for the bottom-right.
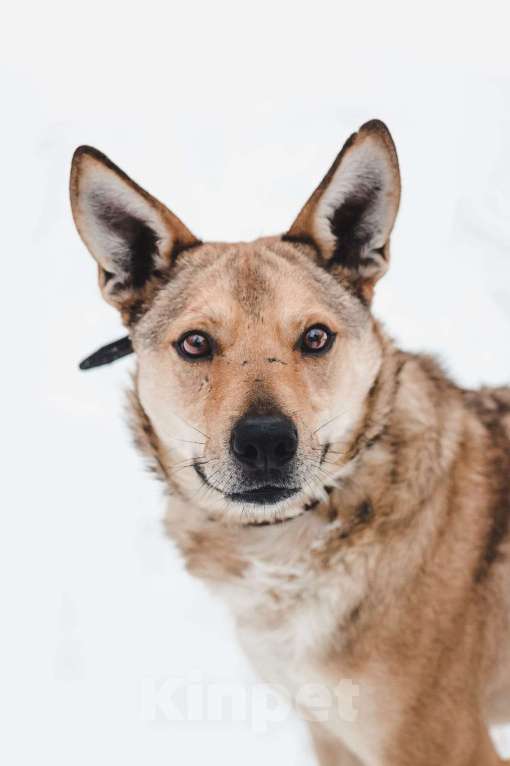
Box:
(226, 485), (300, 505)
(193, 463), (300, 506)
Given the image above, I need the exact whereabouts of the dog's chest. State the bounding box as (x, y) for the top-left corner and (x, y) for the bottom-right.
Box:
(214, 552), (387, 765)
(214, 538), (368, 677)
(176, 511), (391, 763)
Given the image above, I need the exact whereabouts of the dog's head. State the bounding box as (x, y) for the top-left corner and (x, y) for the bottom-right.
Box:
(70, 120), (400, 524)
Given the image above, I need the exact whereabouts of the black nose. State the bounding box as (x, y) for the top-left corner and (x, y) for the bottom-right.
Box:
(231, 415), (298, 471)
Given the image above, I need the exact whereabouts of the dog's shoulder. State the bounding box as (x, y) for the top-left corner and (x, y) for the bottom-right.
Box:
(463, 385), (510, 438)
(460, 385), (510, 583)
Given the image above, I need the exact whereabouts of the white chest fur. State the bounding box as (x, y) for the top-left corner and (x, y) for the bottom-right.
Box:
(167, 499), (394, 763)
(207, 521), (389, 765)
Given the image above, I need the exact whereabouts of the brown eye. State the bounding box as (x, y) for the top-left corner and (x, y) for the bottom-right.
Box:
(177, 332), (212, 360)
(300, 325), (335, 354)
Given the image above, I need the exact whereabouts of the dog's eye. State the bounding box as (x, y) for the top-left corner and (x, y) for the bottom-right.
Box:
(177, 332), (212, 360)
(300, 325), (335, 354)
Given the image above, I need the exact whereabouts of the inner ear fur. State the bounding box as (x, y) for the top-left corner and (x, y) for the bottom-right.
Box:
(70, 146), (200, 325)
(284, 119), (401, 303)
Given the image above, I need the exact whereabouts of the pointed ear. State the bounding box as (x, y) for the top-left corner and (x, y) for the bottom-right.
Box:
(285, 120), (401, 303)
(70, 146), (200, 325)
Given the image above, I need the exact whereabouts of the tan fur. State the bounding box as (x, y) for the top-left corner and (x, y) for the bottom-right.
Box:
(70, 121), (510, 765)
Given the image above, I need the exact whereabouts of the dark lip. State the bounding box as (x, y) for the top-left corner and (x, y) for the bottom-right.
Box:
(226, 486), (300, 505)
(193, 464), (300, 506)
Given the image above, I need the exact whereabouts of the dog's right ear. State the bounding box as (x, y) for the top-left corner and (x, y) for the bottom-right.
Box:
(70, 146), (200, 325)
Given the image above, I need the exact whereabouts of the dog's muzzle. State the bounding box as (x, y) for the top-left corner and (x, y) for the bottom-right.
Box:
(228, 414), (300, 504)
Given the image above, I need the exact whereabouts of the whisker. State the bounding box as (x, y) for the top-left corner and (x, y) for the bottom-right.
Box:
(168, 454), (207, 468)
(312, 408), (349, 435)
(302, 475), (319, 504)
(166, 437), (206, 447)
(308, 461), (341, 484)
(168, 411), (210, 440)
(319, 458), (342, 467)
(311, 446), (346, 456)
(170, 459), (213, 476)
(304, 475), (330, 504)
(190, 462), (224, 500)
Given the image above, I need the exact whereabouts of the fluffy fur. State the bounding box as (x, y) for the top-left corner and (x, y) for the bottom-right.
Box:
(70, 120), (510, 765)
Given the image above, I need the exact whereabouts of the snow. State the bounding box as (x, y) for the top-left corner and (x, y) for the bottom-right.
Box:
(2, 1), (510, 763)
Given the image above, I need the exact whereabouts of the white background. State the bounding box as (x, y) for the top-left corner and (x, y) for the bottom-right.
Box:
(2, 1), (510, 763)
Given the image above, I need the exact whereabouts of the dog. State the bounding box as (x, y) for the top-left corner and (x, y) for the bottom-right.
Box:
(70, 120), (510, 765)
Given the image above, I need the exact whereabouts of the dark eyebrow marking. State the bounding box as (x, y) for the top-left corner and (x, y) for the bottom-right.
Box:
(267, 357), (287, 365)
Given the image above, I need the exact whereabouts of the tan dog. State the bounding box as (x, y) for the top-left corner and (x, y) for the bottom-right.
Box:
(70, 120), (510, 765)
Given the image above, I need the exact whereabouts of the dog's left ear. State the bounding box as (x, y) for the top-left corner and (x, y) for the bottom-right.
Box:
(70, 146), (200, 325)
(285, 120), (401, 302)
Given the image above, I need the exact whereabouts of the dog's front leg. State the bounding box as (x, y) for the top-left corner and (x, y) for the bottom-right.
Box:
(383, 717), (506, 766)
(309, 718), (510, 766)
(308, 723), (364, 766)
